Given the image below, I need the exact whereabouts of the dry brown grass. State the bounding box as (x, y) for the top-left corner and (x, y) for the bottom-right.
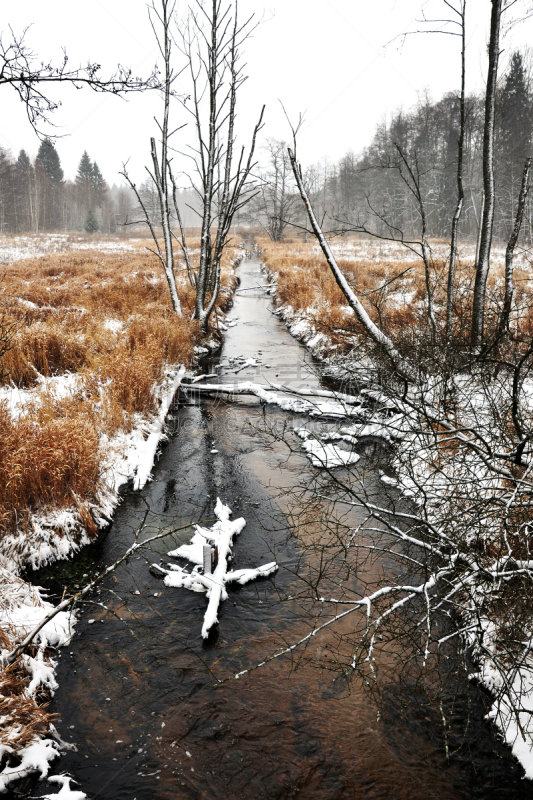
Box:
(258, 235), (532, 359)
(0, 656), (55, 763)
(0, 622), (55, 769)
(0, 237), (239, 538)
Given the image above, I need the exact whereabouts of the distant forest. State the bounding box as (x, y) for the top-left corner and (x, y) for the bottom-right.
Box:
(2, 48), (532, 243)
(251, 49), (533, 247)
(325, 49), (533, 244)
(0, 139), (198, 234)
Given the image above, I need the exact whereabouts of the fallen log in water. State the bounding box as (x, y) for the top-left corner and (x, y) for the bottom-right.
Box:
(185, 381), (365, 418)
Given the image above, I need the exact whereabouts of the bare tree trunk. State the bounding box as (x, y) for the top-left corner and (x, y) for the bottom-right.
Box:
(394, 143), (437, 341)
(288, 148), (417, 383)
(183, 1), (263, 335)
(500, 157), (531, 333)
(474, 191), (484, 267)
(193, 1), (218, 330)
(471, 0), (502, 349)
(121, 0), (182, 316)
(446, 0), (466, 345)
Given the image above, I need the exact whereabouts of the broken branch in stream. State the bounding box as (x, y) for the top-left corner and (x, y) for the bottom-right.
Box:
(152, 498), (278, 638)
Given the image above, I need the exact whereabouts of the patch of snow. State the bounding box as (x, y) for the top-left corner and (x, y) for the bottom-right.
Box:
(103, 318), (123, 334)
(0, 739), (62, 793)
(42, 774), (87, 799)
(0, 373), (82, 420)
(0, 572), (76, 792)
(233, 357), (261, 373)
(297, 429), (360, 468)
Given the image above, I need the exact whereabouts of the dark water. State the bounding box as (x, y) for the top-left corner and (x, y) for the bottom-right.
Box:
(19, 252), (533, 799)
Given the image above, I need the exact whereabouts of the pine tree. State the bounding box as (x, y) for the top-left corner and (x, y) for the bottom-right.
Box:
(0, 148), (15, 232)
(75, 151), (94, 228)
(36, 139), (64, 185)
(35, 139), (64, 230)
(91, 161), (107, 207)
(76, 151), (93, 190)
(84, 209), (99, 233)
(15, 150), (34, 231)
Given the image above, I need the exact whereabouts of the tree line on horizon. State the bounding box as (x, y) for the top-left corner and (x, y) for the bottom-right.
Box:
(253, 49), (533, 251)
(0, 139), (198, 235)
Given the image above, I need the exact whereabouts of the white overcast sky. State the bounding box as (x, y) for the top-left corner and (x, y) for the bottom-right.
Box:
(2, 0), (533, 185)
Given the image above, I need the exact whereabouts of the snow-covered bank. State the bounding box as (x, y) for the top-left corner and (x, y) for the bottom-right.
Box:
(0, 364), (186, 793)
(0, 365), (186, 574)
(0, 568), (75, 793)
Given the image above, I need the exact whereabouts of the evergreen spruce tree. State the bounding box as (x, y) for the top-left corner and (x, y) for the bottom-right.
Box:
(36, 139), (64, 184)
(0, 148), (15, 232)
(76, 151), (93, 190)
(15, 150), (34, 231)
(91, 161), (107, 207)
(75, 151), (94, 229)
(35, 139), (64, 230)
(84, 209), (99, 233)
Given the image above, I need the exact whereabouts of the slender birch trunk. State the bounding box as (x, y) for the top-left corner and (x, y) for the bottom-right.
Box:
(500, 157), (532, 333)
(471, 0), (502, 349)
(446, 0), (466, 345)
(288, 148), (417, 383)
(121, 0), (182, 316)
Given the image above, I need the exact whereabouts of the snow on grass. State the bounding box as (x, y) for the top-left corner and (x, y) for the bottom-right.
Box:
(103, 318), (124, 334)
(0, 373), (82, 420)
(0, 234), (139, 265)
(105, 366), (186, 493)
(0, 365), (186, 574)
(0, 570), (76, 793)
(325, 237), (531, 270)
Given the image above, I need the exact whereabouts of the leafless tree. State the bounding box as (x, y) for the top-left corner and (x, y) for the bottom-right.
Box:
(393, 143), (437, 340)
(444, 0), (466, 345)
(288, 146), (417, 383)
(471, 0), (503, 349)
(122, 0), (264, 329)
(500, 157), (532, 333)
(178, 0), (264, 333)
(121, 0), (184, 316)
(254, 139), (299, 242)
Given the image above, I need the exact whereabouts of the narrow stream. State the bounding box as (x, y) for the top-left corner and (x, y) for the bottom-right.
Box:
(22, 251), (533, 799)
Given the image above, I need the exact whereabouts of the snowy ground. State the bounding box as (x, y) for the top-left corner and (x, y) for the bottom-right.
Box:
(0, 234), (142, 264)
(324, 237), (533, 270)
